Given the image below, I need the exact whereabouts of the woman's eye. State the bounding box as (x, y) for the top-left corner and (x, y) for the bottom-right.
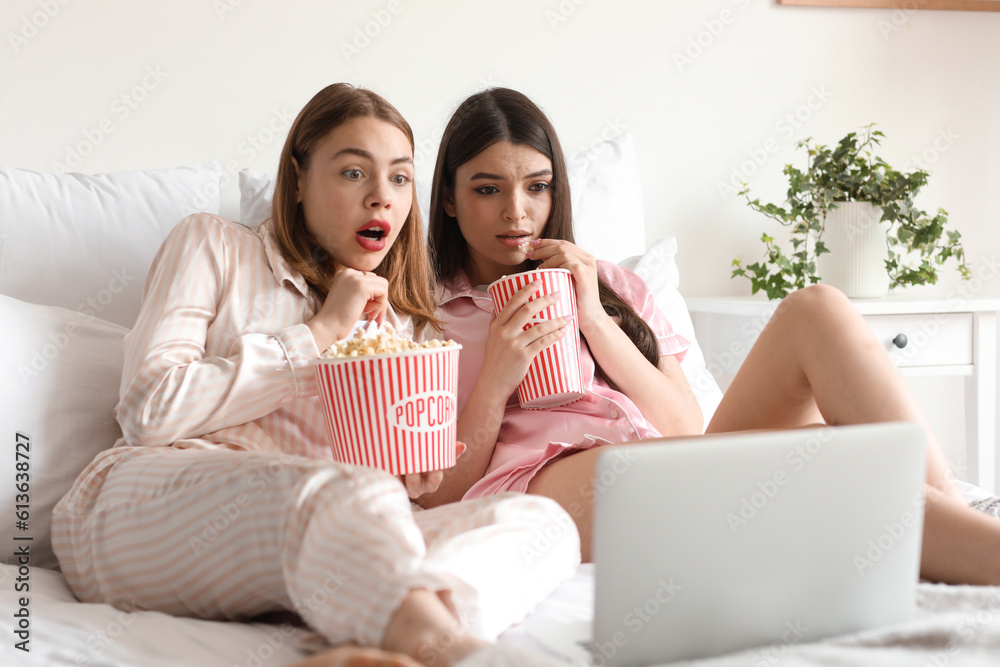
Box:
(475, 185), (499, 195)
(391, 174), (411, 186)
(343, 169), (363, 180)
(529, 182), (550, 193)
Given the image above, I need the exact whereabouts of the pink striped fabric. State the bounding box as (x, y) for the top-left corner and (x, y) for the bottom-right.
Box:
(52, 446), (580, 646)
(50, 213), (582, 647)
(313, 346), (460, 474)
(488, 269), (584, 409)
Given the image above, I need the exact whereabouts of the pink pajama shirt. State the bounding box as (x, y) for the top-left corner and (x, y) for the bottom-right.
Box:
(436, 263), (690, 500)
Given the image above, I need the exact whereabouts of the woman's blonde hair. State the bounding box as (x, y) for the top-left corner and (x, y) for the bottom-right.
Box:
(271, 83), (440, 329)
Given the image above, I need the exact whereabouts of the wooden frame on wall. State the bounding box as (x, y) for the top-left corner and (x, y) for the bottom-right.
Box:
(778, 0), (1000, 10)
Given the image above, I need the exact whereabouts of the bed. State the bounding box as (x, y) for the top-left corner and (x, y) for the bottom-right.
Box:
(3, 134), (1000, 666)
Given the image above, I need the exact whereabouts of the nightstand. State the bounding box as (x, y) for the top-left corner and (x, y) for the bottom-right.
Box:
(686, 296), (1000, 493)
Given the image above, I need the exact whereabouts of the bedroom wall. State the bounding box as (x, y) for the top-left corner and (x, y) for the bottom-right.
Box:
(3, 0), (998, 475)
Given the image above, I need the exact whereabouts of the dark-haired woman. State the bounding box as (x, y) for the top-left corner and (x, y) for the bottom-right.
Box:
(423, 87), (1000, 585)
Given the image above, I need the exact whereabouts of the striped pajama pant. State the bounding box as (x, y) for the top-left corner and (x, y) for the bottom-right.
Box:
(51, 445), (580, 647)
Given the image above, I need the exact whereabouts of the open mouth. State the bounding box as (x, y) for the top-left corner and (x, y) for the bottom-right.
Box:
(498, 232), (532, 250)
(357, 220), (390, 240)
(358, 228), (387, 241)
(356, 220), (391, 251)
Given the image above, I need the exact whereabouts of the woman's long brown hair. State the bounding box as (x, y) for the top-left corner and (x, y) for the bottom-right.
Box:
(271, 83), (440, 329)
(427, 88), (658, 369)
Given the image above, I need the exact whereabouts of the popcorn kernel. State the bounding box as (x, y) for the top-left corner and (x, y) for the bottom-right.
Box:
(322, 324), (458, 358)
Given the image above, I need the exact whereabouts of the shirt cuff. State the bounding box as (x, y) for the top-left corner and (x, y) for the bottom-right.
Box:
(657, 331), (691, 363)
(275, 323), (321, 398)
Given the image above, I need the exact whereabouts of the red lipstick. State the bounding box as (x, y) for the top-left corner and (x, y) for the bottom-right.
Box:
(356, 220), (391, 252)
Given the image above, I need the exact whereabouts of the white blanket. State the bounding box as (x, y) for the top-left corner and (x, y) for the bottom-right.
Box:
(6, 479), (1000, 666)
(1, 564), (313, 666)
(509, 565), (1000, 667)
(6, 561), (1000, 666)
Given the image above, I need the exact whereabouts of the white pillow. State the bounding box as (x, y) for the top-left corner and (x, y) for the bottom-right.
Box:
(236, 132), (646, 264)
(620, 237), (724, 428)
(0, 163), (223, 328)
(566, 132), (646, 264)
(0, 295), (127, 570)
(238, 167), (275, 229)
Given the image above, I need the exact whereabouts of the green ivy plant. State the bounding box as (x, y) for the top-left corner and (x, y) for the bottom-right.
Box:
(731, 124), (970, 300)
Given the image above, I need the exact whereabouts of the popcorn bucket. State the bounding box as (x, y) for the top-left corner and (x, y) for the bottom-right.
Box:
(313, 345), (461, 475)
(487, 268), (585, 409)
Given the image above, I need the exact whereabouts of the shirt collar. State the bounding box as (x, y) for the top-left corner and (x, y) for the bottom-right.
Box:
(437, 269), (494, 311)
(258, 219), (311, 298)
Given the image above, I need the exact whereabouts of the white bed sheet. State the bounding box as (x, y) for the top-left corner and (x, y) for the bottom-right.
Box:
(0, 563), (314, 666)
(2, 562), (591, 666)
(9, 561), (1000, 667)
(510, 566), (1000, 667)
(5, 484), (1000, 666)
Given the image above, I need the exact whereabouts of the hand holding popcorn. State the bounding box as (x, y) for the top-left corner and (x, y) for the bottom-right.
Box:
(314, 324), (462, 475)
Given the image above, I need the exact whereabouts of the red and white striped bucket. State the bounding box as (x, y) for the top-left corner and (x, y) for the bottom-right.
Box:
(488, 268), (584, 409)
(313, 345), (461, 475)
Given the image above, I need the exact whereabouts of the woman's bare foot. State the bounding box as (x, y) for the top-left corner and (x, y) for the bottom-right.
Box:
(296, 589), (535, 666)
(291, 643), (423, 666)
(382, 589), (487, 665)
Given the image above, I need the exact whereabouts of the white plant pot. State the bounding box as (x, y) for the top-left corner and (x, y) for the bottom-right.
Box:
(815, 201), (890, 298)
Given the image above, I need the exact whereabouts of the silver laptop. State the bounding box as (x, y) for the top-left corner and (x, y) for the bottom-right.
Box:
(591, 422), (926, 666)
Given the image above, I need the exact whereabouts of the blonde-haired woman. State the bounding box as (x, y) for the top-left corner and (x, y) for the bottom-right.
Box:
(52, 84), (578, 667)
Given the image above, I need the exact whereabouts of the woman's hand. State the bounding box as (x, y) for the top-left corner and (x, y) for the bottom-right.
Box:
(526, 239), (610, 336)
(403, 442), (467, 500)
(418, 285), (571, 508)
(530, 240), (704, 437)
(480, 280), (572, 401)
(306, 269), (389, 352)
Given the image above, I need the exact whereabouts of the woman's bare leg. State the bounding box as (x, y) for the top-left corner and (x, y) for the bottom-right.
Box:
(531, 285), (1000, 582)
(527, 443), (633, 563)
(706, 284), (957, 493)
(921, 486), (1000, 585)
(705, 284), (1000, 583)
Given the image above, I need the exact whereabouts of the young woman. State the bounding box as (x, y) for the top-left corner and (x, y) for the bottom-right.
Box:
(50, 84), (579, 667)
(423, 87), (1000, 585)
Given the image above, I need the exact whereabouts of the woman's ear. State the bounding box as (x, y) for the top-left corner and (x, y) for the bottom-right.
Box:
(292, 157), (303, 204)
(443, 187), (457, 218)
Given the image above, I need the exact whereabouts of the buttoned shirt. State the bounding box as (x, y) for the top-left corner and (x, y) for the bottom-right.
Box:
(114, 213), (416, 460)
(436, 261), (690, 499)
